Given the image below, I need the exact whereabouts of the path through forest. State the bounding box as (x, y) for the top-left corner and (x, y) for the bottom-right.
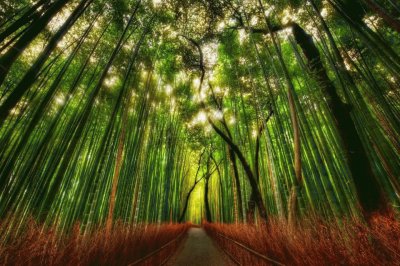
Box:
(169, 227), (231, 266)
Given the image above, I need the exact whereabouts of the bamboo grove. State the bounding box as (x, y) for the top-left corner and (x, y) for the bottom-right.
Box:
(0, 0), (399, 239)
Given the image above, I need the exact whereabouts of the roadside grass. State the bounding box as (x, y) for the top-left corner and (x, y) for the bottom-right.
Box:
(204, 214), (400, 265)
(0, 219), (189, 266)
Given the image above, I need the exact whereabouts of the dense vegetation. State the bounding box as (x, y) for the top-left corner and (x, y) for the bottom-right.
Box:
(0, 0), (399, 264)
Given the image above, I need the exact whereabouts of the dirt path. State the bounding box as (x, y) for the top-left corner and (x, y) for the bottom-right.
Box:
(169, 227), (232, 266)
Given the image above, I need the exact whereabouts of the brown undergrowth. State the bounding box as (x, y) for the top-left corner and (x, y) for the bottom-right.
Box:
(0, 219), (189, 266)
(204, 214), (400, 266)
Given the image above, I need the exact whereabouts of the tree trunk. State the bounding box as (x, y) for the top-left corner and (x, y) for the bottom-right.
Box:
(228, 148), (243, 221)
(0, 0), (70, 87)
(184, 30), (269, 222)
(0, 0), (90, 124)
(106, 105), (128, 235)
(179, 185), (197, 223)
(204, 176), (212, 222)
(36, 3), (141, 214)
(0, 16), (95, 194)
(326, 0), (400, 74)
(179, 150), (206, 223)
(287, 88), (302, 228)
(290, 22), (386, 216)
(211, 155), (224, 222)
(247, 110), (273, 224)
(0, 24), (106, 217)
(0, 0), (50, 44)
(209, 120), (268, 222)
(246, 196), (256, 224)
(363, 0), (400, 33)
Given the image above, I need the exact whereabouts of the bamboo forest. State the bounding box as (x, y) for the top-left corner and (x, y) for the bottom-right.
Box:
(0, 0), (400, 265)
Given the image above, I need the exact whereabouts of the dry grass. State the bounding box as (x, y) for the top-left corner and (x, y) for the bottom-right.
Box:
(204, 214), (400, 266)
(0, 219), (189, 266)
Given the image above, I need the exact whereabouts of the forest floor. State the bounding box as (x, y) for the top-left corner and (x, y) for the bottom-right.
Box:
(168, 227), (233, 266)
